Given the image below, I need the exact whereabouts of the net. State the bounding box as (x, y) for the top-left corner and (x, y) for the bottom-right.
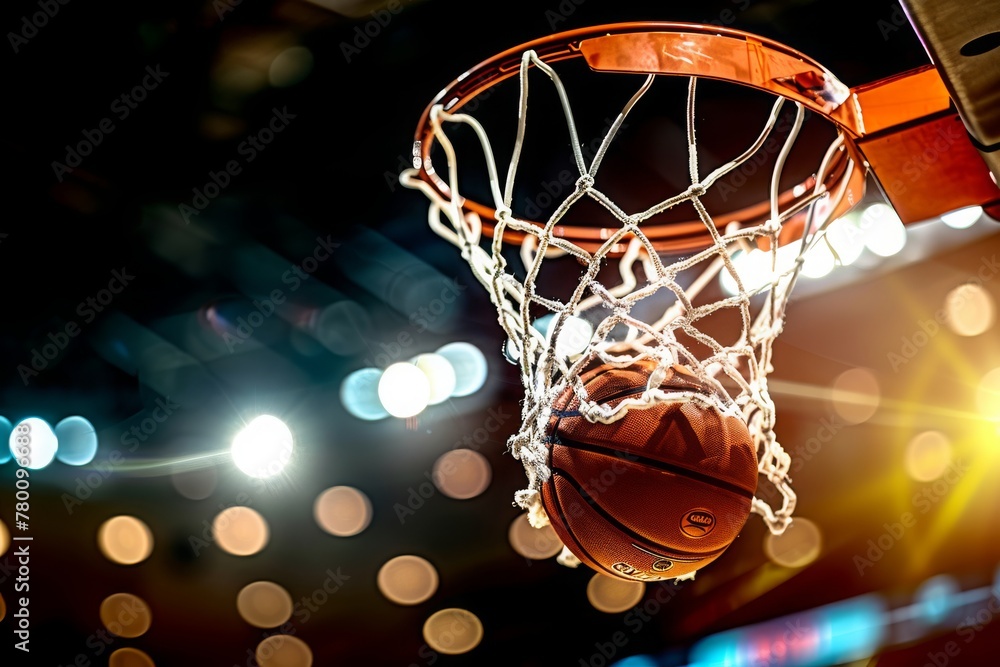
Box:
(400, 47), (858, 555)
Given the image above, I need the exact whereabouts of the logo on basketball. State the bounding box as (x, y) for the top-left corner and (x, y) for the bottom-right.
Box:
(681, 510), (716, 537)
(651, 558), (674, 572)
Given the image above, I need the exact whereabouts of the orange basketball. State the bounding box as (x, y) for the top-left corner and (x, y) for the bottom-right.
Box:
(540, 359), (759, 581)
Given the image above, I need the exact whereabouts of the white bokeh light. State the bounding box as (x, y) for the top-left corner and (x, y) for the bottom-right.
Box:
(378, 362), (431, 418)
(9, 418), (59, 469)
(825, 213), (866, 266)
(412, 353), (457, 404)
(534, 314), (593, 358)
(435, 342), (488, 397)
(720, 244), (799, 295)
(940, 206), (981, 229)
(231, 415), (293, 479)
(800, 239), (836, 279)
(860, 203), (907, 257)
(340, 367), (389, 420)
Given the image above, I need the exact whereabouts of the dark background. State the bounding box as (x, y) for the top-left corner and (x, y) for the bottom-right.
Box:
(3, 0), (1000, 665)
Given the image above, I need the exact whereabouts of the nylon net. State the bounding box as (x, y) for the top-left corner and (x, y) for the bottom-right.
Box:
(400, 49), (857, 550)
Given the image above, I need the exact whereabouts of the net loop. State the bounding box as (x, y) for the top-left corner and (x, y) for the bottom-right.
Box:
(400, 41), (857, 555)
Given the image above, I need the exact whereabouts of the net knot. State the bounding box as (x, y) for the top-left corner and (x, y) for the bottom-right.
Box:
(687, 182), (708, 198)
(575, 174), (595, 191)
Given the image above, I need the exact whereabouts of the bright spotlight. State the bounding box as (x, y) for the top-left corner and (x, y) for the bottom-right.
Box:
(860, 203), (906, 257)
(801, 239), (836, 279)
(825, 213), (866, 266)
(9, 418), (59, 469)
(231, 415), (293, 479)
(378, 362), (431, 418)
(940, 206), (981, 229)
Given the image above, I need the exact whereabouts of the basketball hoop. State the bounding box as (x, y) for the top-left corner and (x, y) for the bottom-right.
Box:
(399, 22), (999, 581)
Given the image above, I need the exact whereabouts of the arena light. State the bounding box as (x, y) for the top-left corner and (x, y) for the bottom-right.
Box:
(231, 415), (293, 479)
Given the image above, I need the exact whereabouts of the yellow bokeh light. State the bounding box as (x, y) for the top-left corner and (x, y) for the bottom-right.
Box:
(586, 573), (645, 613)
(944, 283), (995, 337)
(764, 517), (823, 568)
(0, 520), (9, 557)
(432, 449), (491, 500)
(100, 593), (152, 638)
(313, 486), (373, 537)
(256, 635), (313, 667)
(109, 648), (155, 667)
(377, 555), (439, 606)
(976, 367), (1000, 420)
(507, 513), (563, 560)
(237, 581), (294, 628)
(213, 506), (269, 556)
(831, 367), (881, 425)
(904, 431), (953, 482)
(423, 608), (484, 655)
(97, 516), (154, 565)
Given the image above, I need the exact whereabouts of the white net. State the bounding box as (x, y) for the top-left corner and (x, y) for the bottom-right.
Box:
(400, 49), (857, 543)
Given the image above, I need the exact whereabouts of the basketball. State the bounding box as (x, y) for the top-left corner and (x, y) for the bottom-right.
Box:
(540, 359), (760, 581)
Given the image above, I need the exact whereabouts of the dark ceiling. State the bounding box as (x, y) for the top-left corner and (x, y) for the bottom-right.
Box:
(4, 0), (1000, 666)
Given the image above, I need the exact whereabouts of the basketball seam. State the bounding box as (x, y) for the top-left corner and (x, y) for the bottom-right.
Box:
(551, 468), (730, 560)
(543, 474), (635, 581)
(552, 437), (756, 500)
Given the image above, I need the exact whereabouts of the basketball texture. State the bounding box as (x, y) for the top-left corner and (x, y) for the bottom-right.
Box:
(541, 359), (759, 581)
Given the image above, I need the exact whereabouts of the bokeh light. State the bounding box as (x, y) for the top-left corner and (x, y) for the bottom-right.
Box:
(378, 362), (431, 418)
(720, 244), (800, 295)
(0, 520), (8, 556)
(54, 415), (99, 466)
(587, 573), (646, 613)
(9, 417), (59, 469)
(377, 555), (439, 605)
(915, 575), (960, 625)
(800, 239), (836, 279)
(0, 417), (12, 464)
(340, 367), (390, 420)
(904, 431), (953, 482)
(98, 515), (154, 565)
(975, 367), (1000, 420)
(507, 513), (564, 560)
(534, 314), (594, 358)
(100, 593), (152, 638)
(831, 367), (881, 425)
(944, 283), (995, 337)
(213, 506), (269, 556)
(256, 635), (313, 667)
(315, 300), (371, 355)
(422, 608), (484, 655)
(269, 46), (315, 87)
(109, 648), (155, 667)
(825, 211), (866, 266)
(0, 592), (5, 623)
(171, 465), (218, 500)
(313, 485), (373, 537)
(764, 517), (823, 568)
(435, 342), (488, 397)
(431, 449), (492, 499)
(231, 415), (293, 479)
(237, 581), (294, 628)
(860, 203), (907, 257)
(940, 206), (982, 229)
(413, 353), (457, 404)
